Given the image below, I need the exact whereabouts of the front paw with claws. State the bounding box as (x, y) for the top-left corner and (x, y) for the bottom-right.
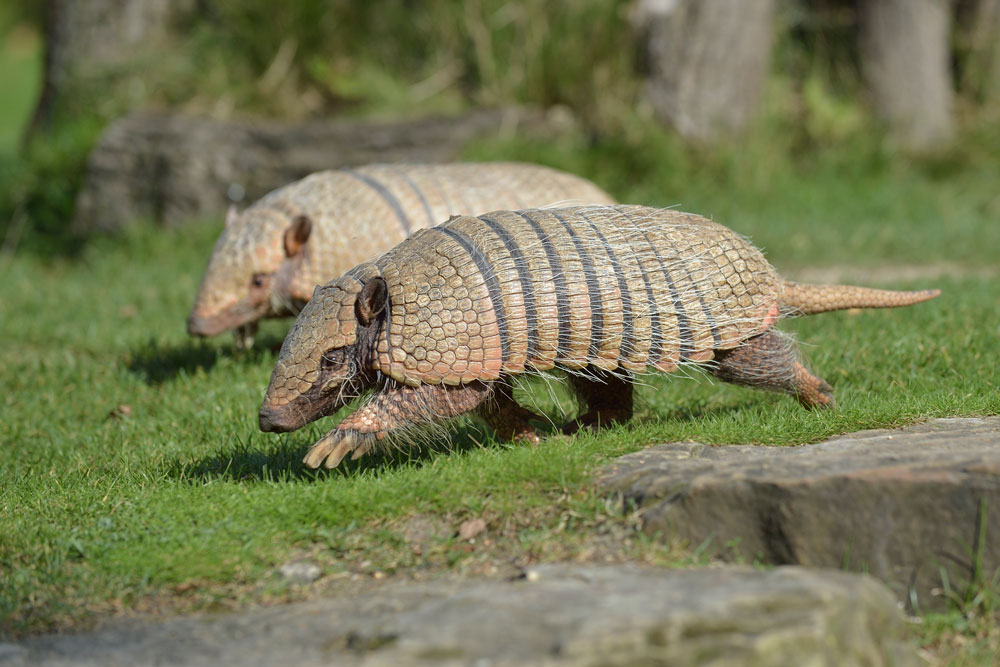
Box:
(302, 429), (376, 469)
(233, 322), (259, 351)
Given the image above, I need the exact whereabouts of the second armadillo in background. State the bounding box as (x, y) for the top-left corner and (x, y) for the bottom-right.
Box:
(187, 162), (615, 347)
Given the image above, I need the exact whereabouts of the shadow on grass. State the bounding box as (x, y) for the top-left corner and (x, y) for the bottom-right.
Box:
(168, 422), (516, 484)
(169, 382), (759, 484)
(655, 399), (758, 424)
(125, 334), (285, 384)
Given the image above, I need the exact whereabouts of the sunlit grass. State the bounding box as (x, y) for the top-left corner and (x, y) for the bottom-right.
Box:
(1, 203), (996, 638)
(0, 8), (997, 656)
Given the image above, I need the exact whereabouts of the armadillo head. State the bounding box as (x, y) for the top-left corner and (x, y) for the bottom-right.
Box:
(258, 271), (387, 433)
(187, 204), (313, 338)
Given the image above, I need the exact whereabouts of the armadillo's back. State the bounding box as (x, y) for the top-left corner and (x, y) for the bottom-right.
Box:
(275, 163), (615, 299)
(350, 162), (615, 231)
(366, 204), (781, 387)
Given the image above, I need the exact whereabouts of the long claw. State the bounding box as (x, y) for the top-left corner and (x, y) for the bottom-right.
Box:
(233, 322), (259, 350)
(302, 429), (350, 469)
(303, 438), (333, 469)
(324, 435), (356, 469)
(303, 430), (378, 469)
(350, 440), (374, 461)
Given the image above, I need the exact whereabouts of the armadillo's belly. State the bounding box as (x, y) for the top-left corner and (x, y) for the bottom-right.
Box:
(374, 205), (780, 386)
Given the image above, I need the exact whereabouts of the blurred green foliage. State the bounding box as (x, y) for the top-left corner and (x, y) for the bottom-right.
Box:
(0, 0), (43, 33)
(177, 0), (636, 123)
(1, 0), (999, 257)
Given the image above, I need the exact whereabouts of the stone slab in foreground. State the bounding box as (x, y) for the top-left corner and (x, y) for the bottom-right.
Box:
(599, 417), (1000, 611)
(0, 565), (915, 667)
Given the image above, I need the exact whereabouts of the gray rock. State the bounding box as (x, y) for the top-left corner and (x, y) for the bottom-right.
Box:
(277, 561), (322, 585)
(3, 565), (916, 667)
(72, 108), (550, 234)
(598, 417), (1000, 611)
(631, 0), (776, 140)
(28, 0), (198, 132)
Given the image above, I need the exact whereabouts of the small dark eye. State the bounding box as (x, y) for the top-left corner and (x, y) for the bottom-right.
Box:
(251, 274), (266, 288)
(321, 348), (347, 368)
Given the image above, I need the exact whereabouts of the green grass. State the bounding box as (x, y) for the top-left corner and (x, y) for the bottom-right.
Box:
(1, 170), (997, 642)
(1, 7), (998, 659)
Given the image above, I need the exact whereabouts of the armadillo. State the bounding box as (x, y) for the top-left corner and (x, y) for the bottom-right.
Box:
(256, 205), (940, 469)
(186, 162), (615, 347)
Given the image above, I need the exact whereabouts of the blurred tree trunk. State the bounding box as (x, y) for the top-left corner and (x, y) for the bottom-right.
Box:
(955, 0), (1000, 102)
(28, 0), (195, 133)
(632, 0), (777, 141)
(858, 0), (955, 150)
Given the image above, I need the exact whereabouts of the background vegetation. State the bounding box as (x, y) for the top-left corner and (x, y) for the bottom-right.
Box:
(1, 1), (998, 663)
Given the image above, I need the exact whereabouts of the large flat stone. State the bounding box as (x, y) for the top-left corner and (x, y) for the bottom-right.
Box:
(71, 108), (551, 233)
(599, 417), (1000, 611)
(1, 565), (915, 667)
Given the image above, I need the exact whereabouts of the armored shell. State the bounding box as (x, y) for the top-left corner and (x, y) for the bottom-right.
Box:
(260, 203), (940, 469)
(349, 205), (780, 387)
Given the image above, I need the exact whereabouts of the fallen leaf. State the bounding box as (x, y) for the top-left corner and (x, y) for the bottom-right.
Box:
(458, 518), (486, 541)
(108, 404), (132, 420)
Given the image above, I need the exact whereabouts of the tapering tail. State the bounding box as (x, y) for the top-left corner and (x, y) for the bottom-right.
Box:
(779, 282), (940, 316)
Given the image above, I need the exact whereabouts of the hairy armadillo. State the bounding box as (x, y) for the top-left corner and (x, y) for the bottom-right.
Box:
(187, 162), (615, 346)
(257, 205), (939, 469)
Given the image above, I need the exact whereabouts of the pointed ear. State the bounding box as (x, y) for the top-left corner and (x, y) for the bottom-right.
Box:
(225, 204), (239, 228)
(355, 277), (388, 326)
(284, 215), (312, 257)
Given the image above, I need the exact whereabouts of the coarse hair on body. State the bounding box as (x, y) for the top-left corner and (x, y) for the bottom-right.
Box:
(258, 204), (940, 469)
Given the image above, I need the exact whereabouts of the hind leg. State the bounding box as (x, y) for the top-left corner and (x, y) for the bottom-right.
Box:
(564, 370), (635, 434)
(711, 329), (835, 409)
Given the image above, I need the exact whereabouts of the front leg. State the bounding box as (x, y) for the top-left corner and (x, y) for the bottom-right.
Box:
(476, 381), (543, 443)
(303, 381), (493, 468)
(233, 322), (259, 350)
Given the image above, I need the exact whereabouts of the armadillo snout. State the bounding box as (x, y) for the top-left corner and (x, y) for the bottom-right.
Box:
(258, 402), (299, 433)
(186, 312), (214, 337)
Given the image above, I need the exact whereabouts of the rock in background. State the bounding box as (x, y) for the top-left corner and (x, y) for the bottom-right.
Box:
(631, 0), (777, 141)
(71, 108), (549, 234)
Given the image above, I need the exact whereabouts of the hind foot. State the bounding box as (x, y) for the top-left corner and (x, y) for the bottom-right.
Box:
(712, 329), (836, 410)
(791, 361), (835, 409)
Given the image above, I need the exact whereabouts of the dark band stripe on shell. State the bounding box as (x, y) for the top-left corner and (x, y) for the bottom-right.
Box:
(479, 213), (540, 361)
(516, 211), (571, 358)
(550, 209), (604, 363)
(575, 209), (634, 364)
(618, 208), (692, 364)
(390, 166), (436, 227)
(343, 169), (413, 234)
